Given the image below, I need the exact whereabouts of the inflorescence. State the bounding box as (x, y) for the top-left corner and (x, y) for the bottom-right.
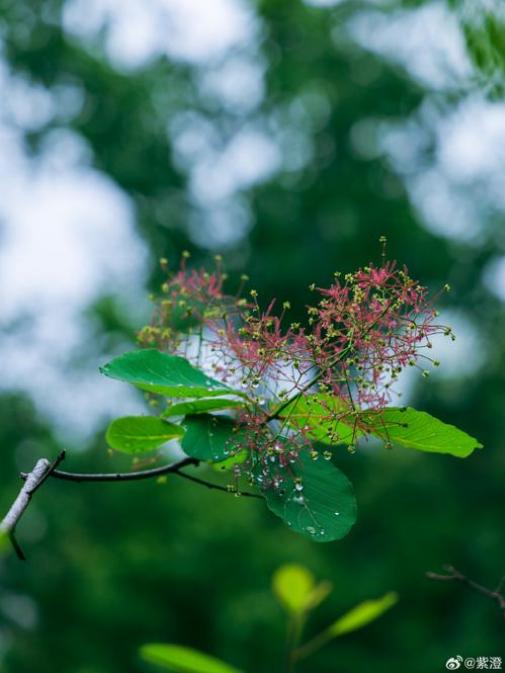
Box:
(138, 249), (452, 492)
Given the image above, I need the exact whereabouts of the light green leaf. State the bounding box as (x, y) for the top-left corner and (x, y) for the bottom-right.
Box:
(100, 349), (237, 398)
(262, 448), (357, 542)
(272, 564), (332, 614)
(140, 644), (242, 673)
(329, 592), (398, 637)
(278, 394), (361, 446)
(272, 564), (315, 614)
(106, 416), (184, 454)
(212, 449), (249, 472)
(0, 532), (9, 556)
(365, 407), (483, 458)
(181, 415), (244, 462)
(162, 398), (244, 418)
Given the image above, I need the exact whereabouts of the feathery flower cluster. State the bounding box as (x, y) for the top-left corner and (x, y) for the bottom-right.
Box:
(139, 252), (452, 490)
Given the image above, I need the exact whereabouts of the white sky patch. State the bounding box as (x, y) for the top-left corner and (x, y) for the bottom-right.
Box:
(424, 310), (486, 379)
(0, 83), (150, 445)
(63, 0), (258, 68)
(198, 56), (265, 114)
(189, 127), (280, 204)
(171, 118), (279, 249)
(348, 1), (472, 90)
(380, 95), (505, 244)
(304, 0), (345, 7)
(483, 256), (505, 303)
(436, 98), (505, 185)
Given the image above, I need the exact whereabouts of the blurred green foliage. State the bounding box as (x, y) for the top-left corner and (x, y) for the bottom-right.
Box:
(0, 0), (504, 672)
(138, 564), (397, 672)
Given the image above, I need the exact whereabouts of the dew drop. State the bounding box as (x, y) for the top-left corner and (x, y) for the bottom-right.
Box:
(306, 526), (316, 535)
(294, 482), (303, 492)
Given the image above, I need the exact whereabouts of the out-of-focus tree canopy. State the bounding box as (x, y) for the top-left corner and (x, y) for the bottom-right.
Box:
(0, 1), (504, 672)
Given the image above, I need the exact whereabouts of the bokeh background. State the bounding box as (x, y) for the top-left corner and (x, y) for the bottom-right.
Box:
(1, 0), (504, 671)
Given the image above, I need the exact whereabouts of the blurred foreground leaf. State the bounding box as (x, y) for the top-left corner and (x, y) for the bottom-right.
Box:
(272, 564), (331, 614)
(328, 592), (399, 637)
(140, 644), (242, 673)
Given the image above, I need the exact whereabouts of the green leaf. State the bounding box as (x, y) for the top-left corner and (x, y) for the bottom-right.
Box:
(0, 532), (9, 556)
(272, 564), (332, 614)
(162, 398), (244, 417)
(328, 592), (398, 637)
(365, 407), (483, 458)
(140, 644), (242, 673)
(181, 415), (244, 462)
(100, 349), (237, 399)
(212, 449), (249, 472)
(106, 416), (184, 454)
(262, 448), (357, 542)
(278, 394), (361, 446)
(272, 564), (315, 614)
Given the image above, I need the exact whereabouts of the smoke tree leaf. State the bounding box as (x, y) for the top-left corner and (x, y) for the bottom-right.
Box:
(364, 407), (483, 458)
(278, 394), (361, 446)
(100, 349), (237, 398)
(181, 415), (245, 462)
(262, 448), (357, 542)
(162, 398), (244, 417)
(212, 450), (249, 472)
(106, 416), (184, 454)
(140, 643), (242, 673)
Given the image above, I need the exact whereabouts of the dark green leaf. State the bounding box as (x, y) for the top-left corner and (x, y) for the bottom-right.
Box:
(140, 643), (242, 673)
(106, 416), (184, 454)
(162, 398), (244, 417)
(262, 448), (357, 542)
(181, 415), (244, 462)
(365, 407), (483, 458)
(100, 349), (237, 398)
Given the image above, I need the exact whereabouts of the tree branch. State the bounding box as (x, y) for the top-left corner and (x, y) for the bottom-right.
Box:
(2, 452), (261, 560)
(426, 565), (505, 617)
(45, 457), (261, 498)
(44, 456), (199, 482)
(1, 451), (66, 560)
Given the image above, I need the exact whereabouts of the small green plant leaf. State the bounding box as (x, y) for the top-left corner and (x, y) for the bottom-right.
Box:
(272, 564), (315, 614)
(106, 416), (184, 454)
(262, 448), (357, 542)
(100, 349), (237, 398)
(162, 398), (244, 418)
(272, 564), (332, 614)
(0, 532), (9, 556)
(328, 591), (398, 637)
(278, 394), (361, 446)
(365, 407), (483, 458)
(181, 415), (244, 462)
(140, 643), (242, 673)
